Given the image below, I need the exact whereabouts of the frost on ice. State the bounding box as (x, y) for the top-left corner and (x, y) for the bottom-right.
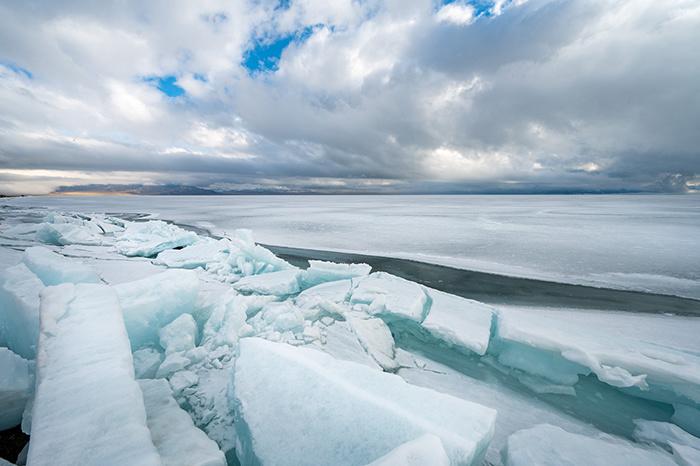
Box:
(1, 206), (700, 466)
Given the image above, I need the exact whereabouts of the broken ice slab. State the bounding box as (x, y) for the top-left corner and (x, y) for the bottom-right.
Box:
(232, 338), (496, 466)
(0, 348), (33, 430)
(350, 272), (428, 322)
(115, 220), (198, 257)
(0, 263), (43, 359)
(365, 434), (450, 466)
(504, 424), (676, 466)
(154, 238), (229, 269)
(115, 269), (199, 349)
(633, 419), (700, 451)
(34, 213), (106, 246)
(159, 314), (198, 355)
(233, 269), (302, 296)
(420, 288), (494, 356)
(347, 315), (399, 372)
(139, 379), (226, 466)
(23, 246), (100, 286)
(301, 260), (371, 288)
(28, 283), (161, 466)
(133, 348), (164, 379)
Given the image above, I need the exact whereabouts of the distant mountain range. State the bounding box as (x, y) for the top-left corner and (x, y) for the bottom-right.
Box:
(51, 184), (294, 195)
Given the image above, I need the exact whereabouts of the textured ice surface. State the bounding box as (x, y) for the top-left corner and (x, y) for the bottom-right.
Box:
(673, 404), (700, 437)
(154, 238), (228, 269)
(23, 246), (100, 286)
(351, 272), (428, 322)
(421, 288), (494, 356)
(633, 419), (700, 450)
(115, 269), (199, 349)
(233, 338), (496, 466)
(35, 214), (104, 246)
(302, 260), (371, 288)
(0, 263), (43, 359)
(139, 379), (226, 466)
(347, 315), (399, 371)
(365, 434), (450, 466)
(159, 314), (197, 355)
(0, 348), (33, 430)
(116, 220), (198, 257)
(28, 283), (161, 466)
(133, 348), (164, 379)
(233, 269), (301, 295)
(504, 424), (676, 466)
(671, 443), (700, 466)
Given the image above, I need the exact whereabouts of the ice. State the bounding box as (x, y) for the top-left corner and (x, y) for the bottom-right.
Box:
(671, 443), (700, 466)
(504, 424), (676, 466)
(365, 434), (450, 466)
(115, 220), (198, 257)
(22, 246), (100, 286)
(115, 270), (199, 349)
(351, 272), (428, 322)
(200, 291), (249, 350)
(34, 213), (105, 246)
(233, 269), (302, 296)
(139, 379), (226, 466)
(156, 353), (191, 379)
(491, 306), (700, 407)
(168, 370), (198, 395)
(133, 348), (164, 379)
(420, 288), (494, 356)
(347, 315), (399, 372)
(28, 283), (161, 466)
(159, 314), (197, 355)
(301, 260), (371, 288)
(633, 419), (700, 450)
(0, 263), (43, 359)
(296, 279), (353, 308)
(232, 338), (496, 466)
(0, 348), (33, 430)
(673, 404), (700, 437)
(154, 238), (229, 269)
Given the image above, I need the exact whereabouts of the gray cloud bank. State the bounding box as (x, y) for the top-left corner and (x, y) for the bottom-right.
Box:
(0, 0), (698, 194)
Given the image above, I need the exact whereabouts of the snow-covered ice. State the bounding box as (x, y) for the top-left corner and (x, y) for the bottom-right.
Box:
(365, 434), (450, 466)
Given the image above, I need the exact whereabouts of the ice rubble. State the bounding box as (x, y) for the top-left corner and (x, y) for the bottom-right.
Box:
(233, 338), (496, 466)
(23, 246), (100, 286)
(28, 284), (161, 466)
(503, 424), (677, 466)
(115, 220), (198, 257)
(0, 348), (33, 430)
(365, 434), (450, 466)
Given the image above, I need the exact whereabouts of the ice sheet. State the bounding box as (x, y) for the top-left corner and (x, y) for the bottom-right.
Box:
(0, 263), (43, 359)
(365, 434), (450, 466)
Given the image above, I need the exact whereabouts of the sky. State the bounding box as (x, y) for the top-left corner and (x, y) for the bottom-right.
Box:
(0, 0), (698, 195)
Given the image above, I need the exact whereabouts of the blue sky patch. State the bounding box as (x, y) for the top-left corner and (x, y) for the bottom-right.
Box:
(443, 0), (502, 17)
(1, 60), (33, 79)
(144, 75), (185, 97)
(242, 25), (317, 74)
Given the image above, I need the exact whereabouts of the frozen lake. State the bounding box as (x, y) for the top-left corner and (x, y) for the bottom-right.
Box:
(5, 194), (700, 298)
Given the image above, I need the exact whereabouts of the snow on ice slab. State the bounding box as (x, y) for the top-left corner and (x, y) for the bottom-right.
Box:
(115, 269), (199, 349)
(0, 263), (43, 359)
(0, 348), (33, 430)
(233, 338), (496, 466)
(493, 306), (700, 405)
(139, 379), (225, 466)
(504, 424), (676, 466)
(233, 269), (302, 296)
(28, 284), (161, 466)
(301, 260), (371, 288)
(420, 288), (494, 356)
(115, 220), (198, 257)
(22, 246), (100, 286)
(154, 238), (228, 269)
(365, 434), (449, 466)
(351, 272), (428, 322)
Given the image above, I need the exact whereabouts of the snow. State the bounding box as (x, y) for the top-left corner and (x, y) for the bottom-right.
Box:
(115, 269), (199, 349)
(22, 246), (100, 286)
(159, 314), (197, 355)
(0, 348), (33, 430)
(0, 263), (43, 359)
(504, 424), (676, 466)
(115, 220), (198, 257)
(351, 272), (428, 322)
(365, 434), (450, 466)
(28, 283), (161, 466)
(233, 268), (301, 295)
(420, 288), (494, 356)
(139, 379), (226, 466)
(232, 338), (496, 466)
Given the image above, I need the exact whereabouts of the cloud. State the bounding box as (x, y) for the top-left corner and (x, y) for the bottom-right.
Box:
(0, 0), (698, 194)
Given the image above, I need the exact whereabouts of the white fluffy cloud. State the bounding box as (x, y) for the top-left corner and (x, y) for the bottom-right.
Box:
(0, 0), (698, 194)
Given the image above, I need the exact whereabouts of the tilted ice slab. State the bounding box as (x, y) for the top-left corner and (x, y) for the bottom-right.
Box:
(115, 269), (199, 349)
(633, 419), (700, 465)
(504, 424), (676, 466)
(365, 434), (450, 466)
(347, 315), (399, 372)
(351, 272), (428, 322)
(155, 238), (229, 269)
(491, 306), (700, 408)
(139, 379), (226, 466)
(28, 284), (161, 466)
(0, 263), (43, 359)
(0, 348), (33, 430)
(23, 246), (100, 286)
(233, 338), (496, 466)
(35, 214), (104, 246)
(233, 269), (302, 296)
(301, 260), (371, 288)
(115, 220), (198, 257)
(420, 288), (494, 356)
